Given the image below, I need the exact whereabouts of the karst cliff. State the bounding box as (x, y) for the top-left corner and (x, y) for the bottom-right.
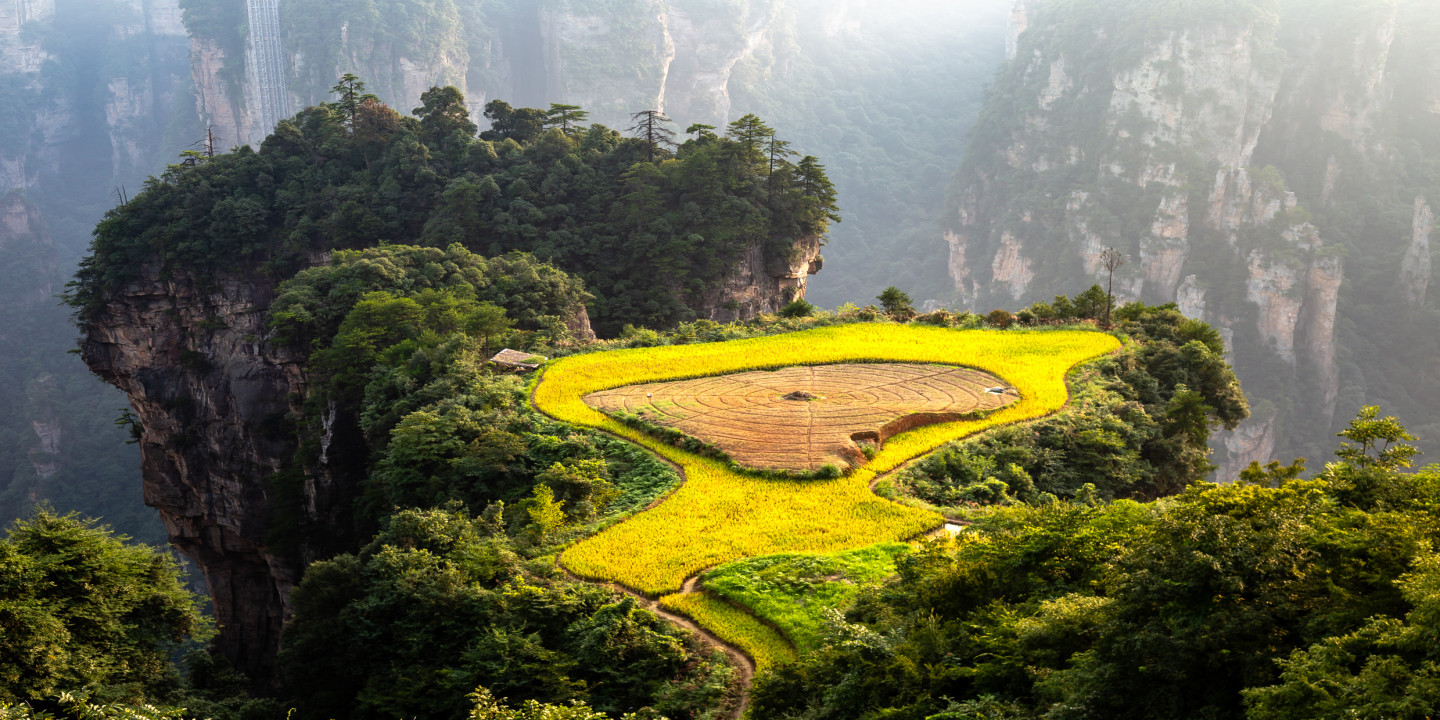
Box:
(187, 0), (861, 147)
(948, 0), (1440, 469)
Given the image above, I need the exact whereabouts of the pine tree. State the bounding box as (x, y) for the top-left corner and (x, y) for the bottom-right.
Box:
(796, 156), (842, 227)
(628, 109), (677, 162)
(766, 132), (797, 196)
(332, 73), (378, 130)
(685, 123), (717, 141)
(413, 85), (478, 150)
(545, 103), (589, 137)
(726, 114), (772, 169)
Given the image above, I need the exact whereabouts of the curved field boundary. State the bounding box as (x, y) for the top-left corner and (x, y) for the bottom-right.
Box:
(534, 325), (1120, 665)
(584, 363), (1018, 472)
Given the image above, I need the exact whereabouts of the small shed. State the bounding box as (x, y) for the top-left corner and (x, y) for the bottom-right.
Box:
(489, 349), (547, 372)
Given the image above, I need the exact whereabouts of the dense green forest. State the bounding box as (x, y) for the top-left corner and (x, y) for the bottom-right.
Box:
(70, 83), (838, 336)
(9, 283), (1440, 719)
(755, 407), (1440, 720)
(891, 296), (1249, 509)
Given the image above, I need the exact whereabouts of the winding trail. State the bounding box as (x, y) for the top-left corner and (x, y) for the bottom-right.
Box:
(556, 560), (757, 719)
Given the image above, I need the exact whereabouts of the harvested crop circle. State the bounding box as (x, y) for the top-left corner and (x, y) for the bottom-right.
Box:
(585, 364), (1018, 472)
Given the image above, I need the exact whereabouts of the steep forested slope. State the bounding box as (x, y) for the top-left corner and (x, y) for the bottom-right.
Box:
(64, 93), (837, 679)
(755, 409), (1440, 720)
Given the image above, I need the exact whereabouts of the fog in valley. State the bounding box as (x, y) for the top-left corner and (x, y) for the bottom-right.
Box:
(1, 0), (1437, 539)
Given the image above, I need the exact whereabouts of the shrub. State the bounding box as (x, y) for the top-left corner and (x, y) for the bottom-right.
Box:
(986, 309), (1016, 329)
(916, 310), (955, 326)
(779, 299), (817, 318)
(877, 287), (916, 319)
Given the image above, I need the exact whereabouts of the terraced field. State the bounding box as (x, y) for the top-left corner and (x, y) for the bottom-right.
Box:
(531, 323), (1121, 671)
(585, 363), (1018, 472)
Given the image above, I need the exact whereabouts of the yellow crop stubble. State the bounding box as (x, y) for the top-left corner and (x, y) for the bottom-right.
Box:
(658, 592), (799, 673)
(534, 324), (1120, 600)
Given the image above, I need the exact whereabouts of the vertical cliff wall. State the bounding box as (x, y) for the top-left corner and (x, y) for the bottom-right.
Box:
(949, 0), (1440, 469)
(79, 269), (306, 680)
(0, 0), (191, 541)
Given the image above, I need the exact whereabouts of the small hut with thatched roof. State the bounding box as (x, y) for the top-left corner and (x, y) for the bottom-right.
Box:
(489, 349), (546, 372)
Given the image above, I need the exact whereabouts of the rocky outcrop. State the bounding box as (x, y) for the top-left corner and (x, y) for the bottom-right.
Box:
(0, 0), (54, 73)
(27, 374), (61, 481)
(191, 39), (262, 148)
(1176, 275), (1205, 319)
(654, 2), (773, 127)
(0, 193), (55, 305)
(991, 233), (1034, 301)
(1005, 0), (1040, 61)
(1245, 251), (1305, 363)
(1216, 403), (1277, 482)
(1304, 254), (1343, 420)
(1403, 197), (1433, 308)
(78, 267), (318, 682)
(692, 235), (823, 322)
(1106, 25), (1280, 170)
(535, 0), (779, 128)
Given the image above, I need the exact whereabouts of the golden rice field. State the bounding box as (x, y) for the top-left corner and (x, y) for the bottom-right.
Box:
(658, 591), (799, 673)
(584, 363), (1018, 472)
(534, 324), (1119, 665)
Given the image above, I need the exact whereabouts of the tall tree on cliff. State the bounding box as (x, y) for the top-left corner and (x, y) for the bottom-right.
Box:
(727, 114), (772, 170)
(628, 110), (676, 162)
(544, 104), (589, 137)
(414, 85), (478, 154)
(331, 74), (377, 131)
(1100, 247), (1127, 328)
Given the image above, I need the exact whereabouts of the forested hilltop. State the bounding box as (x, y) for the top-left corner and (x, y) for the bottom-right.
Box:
(56, 82), (838, 685)
(72, 82), (838, 336)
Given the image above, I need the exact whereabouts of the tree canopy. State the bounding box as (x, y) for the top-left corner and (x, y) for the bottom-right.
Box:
(752, 405), (1440, 720)
(0, 509), (207, 707)
(68, 83), (840, 336)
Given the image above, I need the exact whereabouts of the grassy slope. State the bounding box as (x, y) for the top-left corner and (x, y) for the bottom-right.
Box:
(702, 543), (912, 653)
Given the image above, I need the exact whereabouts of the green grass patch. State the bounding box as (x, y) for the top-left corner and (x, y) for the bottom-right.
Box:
(702, 543), (912, 652)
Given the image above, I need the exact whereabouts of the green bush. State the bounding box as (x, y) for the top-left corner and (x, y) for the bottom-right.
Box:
(778, 299), (817, 318)
(986, 309), (1015, 329)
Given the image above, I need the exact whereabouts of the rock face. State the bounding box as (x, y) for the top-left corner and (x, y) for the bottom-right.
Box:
(946, 0), (1440, 475)
(184, 0), (826, 147)
(74, 245), (617, 679)
(1403, 198), (1433, 308)
(1215, 403), (1278, 482)
(78, 267), (316, 681)
(692, 235), (824, 322)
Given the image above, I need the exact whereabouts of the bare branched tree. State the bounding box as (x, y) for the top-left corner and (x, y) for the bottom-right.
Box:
(1100, 247), (1128, 328)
